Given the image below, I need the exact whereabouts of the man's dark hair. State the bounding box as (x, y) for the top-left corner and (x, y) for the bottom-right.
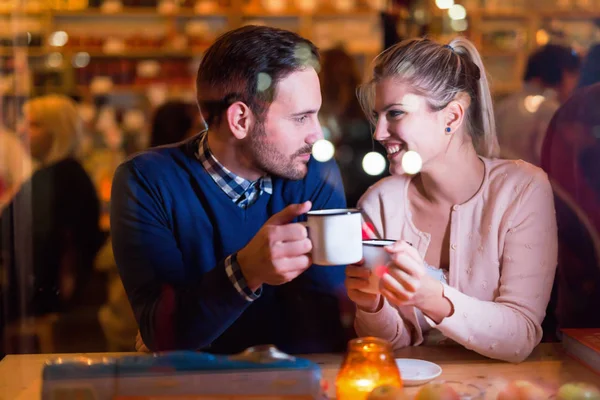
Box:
(523, 44), (581, 86)
(196, 25), (319, 126)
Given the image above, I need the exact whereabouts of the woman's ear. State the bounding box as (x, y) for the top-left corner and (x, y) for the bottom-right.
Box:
(443, 93), (469, 134)
(226, 101), (254, 140)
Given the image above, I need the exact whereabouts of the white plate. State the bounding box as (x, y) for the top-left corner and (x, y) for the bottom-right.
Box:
(395, 358), (443, 387)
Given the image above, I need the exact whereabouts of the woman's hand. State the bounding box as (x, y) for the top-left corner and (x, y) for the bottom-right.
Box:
(345, 260), (382, 313)
(380, 241), (452, 323)
(379, 241), (426, 306)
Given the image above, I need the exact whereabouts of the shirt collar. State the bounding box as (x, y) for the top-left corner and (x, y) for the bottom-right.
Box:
(195, 131), (272, 204)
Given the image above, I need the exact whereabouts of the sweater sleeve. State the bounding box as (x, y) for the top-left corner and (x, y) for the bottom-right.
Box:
(354, 299), (413, 349)
(427, 171), (558, 362)
(110, 160), (251, 351)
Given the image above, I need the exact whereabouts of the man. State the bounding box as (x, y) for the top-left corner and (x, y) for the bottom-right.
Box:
(495, 44), (580, 165)
(111, 26), (352, 354)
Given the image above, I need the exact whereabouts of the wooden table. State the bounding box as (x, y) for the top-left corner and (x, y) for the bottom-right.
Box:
(0, 343), (597, 399)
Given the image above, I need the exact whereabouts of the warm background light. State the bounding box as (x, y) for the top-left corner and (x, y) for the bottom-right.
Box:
(448, 4), (467, 20)
(362, 152), (386, 176)
(312, 139), (335, 162)
(401, 150), (423, 175)
(435, 0), (454, 10)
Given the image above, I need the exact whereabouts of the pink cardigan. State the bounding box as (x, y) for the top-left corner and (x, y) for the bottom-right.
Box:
(354, 157), (558, 363)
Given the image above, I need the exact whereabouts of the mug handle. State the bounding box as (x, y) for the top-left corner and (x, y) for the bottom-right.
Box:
(298, 221), (310, 238)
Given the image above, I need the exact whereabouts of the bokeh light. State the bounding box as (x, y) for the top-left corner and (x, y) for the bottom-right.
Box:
(448, 4), (467, 20)
(72, 52), (90, 68)
(524, 95), (545, 113)
(435, 0), (454, 9)
(362, 152), (387, 176)
(401, 150), (423, 175)
(49, 31), (68, 47)
(312, 139), (335, 162)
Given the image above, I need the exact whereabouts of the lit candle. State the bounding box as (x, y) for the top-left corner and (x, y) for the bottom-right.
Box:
(336, 337), (403, 400)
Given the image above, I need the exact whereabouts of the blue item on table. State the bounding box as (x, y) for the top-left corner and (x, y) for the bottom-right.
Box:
(42, 345), (326, 399)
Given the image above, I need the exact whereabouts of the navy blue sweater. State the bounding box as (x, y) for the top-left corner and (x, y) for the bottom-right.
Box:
(110, 137), (352, 354)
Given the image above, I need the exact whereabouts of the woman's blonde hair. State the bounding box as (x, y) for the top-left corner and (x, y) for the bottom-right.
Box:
(358, 37), (499, 158)
(23, 94), (82, 165)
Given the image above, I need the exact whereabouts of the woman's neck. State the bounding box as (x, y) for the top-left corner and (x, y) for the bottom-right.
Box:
(413, 145), (485, 207)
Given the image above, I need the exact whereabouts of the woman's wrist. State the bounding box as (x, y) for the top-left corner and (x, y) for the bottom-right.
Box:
(416, 278), (452, 324)
(358, 295), (384, 314)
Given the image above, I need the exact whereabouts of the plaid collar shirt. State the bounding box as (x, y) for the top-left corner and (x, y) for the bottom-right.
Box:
(196, 132), (272, 209)
(195, 132), (271, 301)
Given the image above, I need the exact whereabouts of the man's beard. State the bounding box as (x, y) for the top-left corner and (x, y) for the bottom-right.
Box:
(246, 120), (312, 180)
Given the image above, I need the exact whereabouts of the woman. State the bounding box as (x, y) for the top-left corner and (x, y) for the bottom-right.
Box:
(1, 95), (104, 322)
(541, 83), (600, 333)
(345, 38), (558, 363)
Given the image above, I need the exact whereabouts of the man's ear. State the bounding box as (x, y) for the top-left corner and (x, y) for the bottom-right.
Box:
(226, 101), (254, 140)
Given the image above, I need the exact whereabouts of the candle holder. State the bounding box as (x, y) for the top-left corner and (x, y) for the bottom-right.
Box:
(336, 337), (403, 400)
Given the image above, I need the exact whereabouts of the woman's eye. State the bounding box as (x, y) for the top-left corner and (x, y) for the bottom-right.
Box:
(388, 110), (405, 119)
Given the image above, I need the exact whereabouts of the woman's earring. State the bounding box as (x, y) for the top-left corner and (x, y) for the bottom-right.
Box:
(445, 127), (452, 134)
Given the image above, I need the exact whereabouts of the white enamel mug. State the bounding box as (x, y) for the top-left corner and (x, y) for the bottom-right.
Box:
(362, 239), (396, 293)
(302, 209), (363, 266)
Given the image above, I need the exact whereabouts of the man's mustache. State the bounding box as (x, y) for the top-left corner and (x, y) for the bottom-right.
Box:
(293, 145), (313, 157)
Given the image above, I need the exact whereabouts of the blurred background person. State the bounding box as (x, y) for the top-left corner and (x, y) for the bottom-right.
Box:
(150, 100), (200, 147)
(495, 44), (580, 164)
(0, 122), (33, 212)
(578, 44), (600, 88)
(97, 99), (200, 352)
(319, 46), (388, 207)
(541, 83), (600, 339)
(1, 94), (105, 353)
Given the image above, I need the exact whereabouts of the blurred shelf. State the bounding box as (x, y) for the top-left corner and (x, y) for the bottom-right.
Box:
(45, 7), (377, 18)
(76, 82), (193, 93)
(481, 49), (521, 57)
(241, 7), (303, 17)
(53, 7), (231, 18)
(469, 9), (600, 19)
(241, 6), (375, 17)
(0, 48), (47, 56)
(472, 9), (530, 18)
(60, 46), (208, 58)
(176, 7), (230, 17)
(492, 82), (522, 94)
(539, 10), (600, 19)
(0, 9), (48, 16)
(310, 9), (376, 17)
(53, 7), (167, 17)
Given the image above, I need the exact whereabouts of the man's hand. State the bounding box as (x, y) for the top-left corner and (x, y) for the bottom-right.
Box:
(237, 201), (313, 290)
